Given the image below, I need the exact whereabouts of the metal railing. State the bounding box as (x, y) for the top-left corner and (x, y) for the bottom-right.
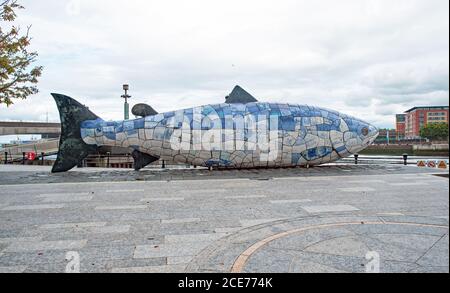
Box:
(1, 151), (53, 166)
(347, 154), (449, 166)
(2, 152), (448, 169)
(81, 153), (184, 169)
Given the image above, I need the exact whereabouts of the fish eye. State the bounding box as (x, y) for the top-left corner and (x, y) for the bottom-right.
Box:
(362, 127), (369, 136)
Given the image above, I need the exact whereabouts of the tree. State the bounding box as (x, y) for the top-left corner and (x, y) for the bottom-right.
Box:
(0, 0), (42, 106)
(420, 123), (449, 141)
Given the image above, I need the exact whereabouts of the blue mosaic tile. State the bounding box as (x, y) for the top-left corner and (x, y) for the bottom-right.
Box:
(202, 105), (216, 116)
(79, 100), (377, 168)
(317, 146), (333, 157)
(307, 148), (317, 159)
(280, 109), (292, 116)
(164, 129), (173, 140)
(153, 128), (165, 140)
(280, 116), (296, 131)
(103, 131), (116, 141)
(291, 153), (303, 164)
(123, 121), (134, 132)
(80, 128), (88, 137)
(231, 104), (246, 112)
(302, 117), (311, 126)
(163, 111), (175, 119)
(247, 105), (259, 114)
(336, 145), (347, 153)
(317, 124), (332, 132)
(134, 118), (145, 129)
(257, 103), (270, 111)
(81, 118), (102, 129)
(126, 129), (138, 136)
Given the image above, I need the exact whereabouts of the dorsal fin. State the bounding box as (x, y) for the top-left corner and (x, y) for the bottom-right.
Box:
(132, 104), (158, 117)
(225, 86), (258, 104)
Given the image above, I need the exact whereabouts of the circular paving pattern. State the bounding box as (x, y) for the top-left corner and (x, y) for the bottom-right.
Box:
(187, 216), (449, 273)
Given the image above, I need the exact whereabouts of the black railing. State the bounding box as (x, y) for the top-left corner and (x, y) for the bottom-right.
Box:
(343, 154), (449, 166)
(2, 152), (448, 168)
(1, 151), (53, 165)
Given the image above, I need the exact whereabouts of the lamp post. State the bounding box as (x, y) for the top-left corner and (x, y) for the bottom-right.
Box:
(121, 84), (132, 120)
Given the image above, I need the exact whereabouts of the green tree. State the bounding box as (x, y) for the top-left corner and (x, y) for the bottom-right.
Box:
(0, 0), (42, 106)
(420, 123), (449, 141)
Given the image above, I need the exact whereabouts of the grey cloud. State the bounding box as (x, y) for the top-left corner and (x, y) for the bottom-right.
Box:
(0, 0), (448, 130)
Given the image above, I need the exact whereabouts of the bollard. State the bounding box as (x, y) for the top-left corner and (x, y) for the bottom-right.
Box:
(162, 160), (166, 169)
(106, 152), (111, 168)
(4, 152), (8, 165)
(41, 152), (45, 166)
(354, 154), (359, 165)
(22, 152), (26, 165)
(402, 153), (408, 166)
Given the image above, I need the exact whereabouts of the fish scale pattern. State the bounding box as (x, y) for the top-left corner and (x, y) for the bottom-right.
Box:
(80, 103), (378, 168)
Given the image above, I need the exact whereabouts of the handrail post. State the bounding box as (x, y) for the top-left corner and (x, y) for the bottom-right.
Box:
(402, 153), (408, 166)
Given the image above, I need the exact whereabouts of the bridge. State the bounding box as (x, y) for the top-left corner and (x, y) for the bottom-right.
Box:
(0, 121), (61, 136)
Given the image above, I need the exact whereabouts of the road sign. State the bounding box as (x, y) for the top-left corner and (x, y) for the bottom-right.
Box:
(438, 161), (448, 169)
(417, 160), (426, 167)
(427, 161), (436, 168)
(27, 152), (37, 161)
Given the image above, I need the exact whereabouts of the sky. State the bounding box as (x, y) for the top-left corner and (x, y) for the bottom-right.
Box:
(0, 0), (449, 143)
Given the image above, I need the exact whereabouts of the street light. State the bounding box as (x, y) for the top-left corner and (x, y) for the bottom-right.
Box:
(121, 84), (132, 120)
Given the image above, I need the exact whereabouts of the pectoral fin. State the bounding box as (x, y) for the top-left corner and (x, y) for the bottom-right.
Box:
(132, 150), (160, 171)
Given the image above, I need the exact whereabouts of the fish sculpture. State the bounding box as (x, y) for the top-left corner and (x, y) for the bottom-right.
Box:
(51, 86), (379, 173)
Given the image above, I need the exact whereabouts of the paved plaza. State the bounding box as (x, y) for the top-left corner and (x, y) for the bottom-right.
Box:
(0, 164), (448, 273)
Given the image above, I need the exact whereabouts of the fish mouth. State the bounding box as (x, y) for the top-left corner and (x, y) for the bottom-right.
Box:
(368, 125), (379, 144)
(360, 125), (379, 149)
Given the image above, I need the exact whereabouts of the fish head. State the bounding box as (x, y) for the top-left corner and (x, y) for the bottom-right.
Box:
(340, 115), (379, 154)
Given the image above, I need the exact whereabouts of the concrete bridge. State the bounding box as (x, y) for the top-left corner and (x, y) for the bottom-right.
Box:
(0, 122), (61, 136)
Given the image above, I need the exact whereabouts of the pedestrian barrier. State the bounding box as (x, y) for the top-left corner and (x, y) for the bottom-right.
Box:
(417, 160), (426, 167)
(427, 161), (437, 168)
(438, 161), (448, 169)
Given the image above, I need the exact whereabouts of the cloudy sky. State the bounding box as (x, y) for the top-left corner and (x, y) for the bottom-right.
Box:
(0, 0), (448, 142)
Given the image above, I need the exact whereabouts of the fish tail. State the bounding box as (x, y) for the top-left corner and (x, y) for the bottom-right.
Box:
(51, 93), (100, 173)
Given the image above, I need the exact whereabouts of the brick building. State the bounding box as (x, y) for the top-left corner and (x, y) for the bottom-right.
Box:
(395, 114), (406, 140)
(404, 106), (449, 139)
